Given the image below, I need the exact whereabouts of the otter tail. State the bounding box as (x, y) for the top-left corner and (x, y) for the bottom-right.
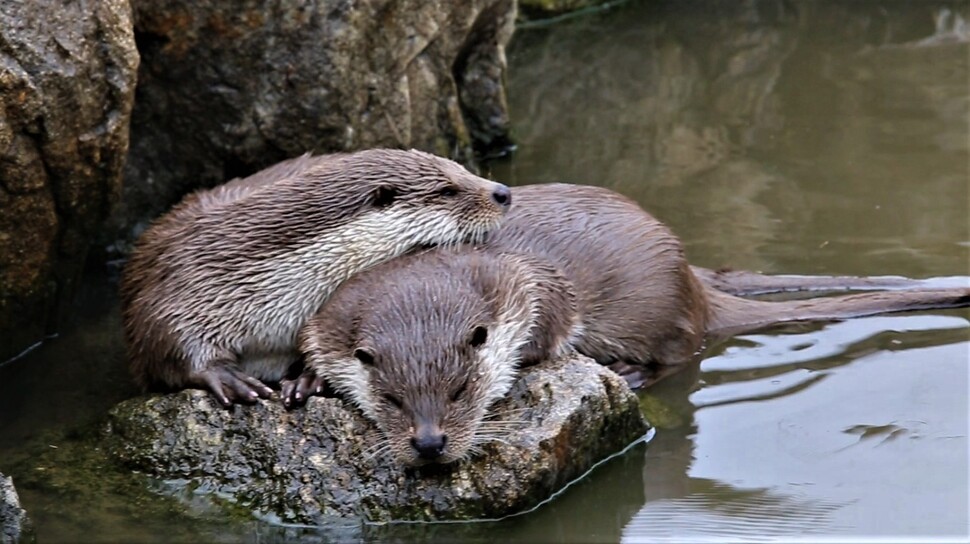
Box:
(692, 266), (968, 296)
(705, 287), (970, 337)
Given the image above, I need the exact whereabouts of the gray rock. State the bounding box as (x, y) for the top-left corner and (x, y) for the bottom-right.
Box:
(0, 0), (139, 361)
(114, 0), (517, 247)
(105, 355), (649, 523)
(0, 473), (29, 543)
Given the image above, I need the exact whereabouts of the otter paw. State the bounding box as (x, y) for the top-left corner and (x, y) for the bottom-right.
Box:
(194, 365), (275, 408)
(281, 372), (327, 409)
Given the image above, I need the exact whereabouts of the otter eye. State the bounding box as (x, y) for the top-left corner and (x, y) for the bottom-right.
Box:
(372, 186), (397, 208)
(469, 326), (488, 347)
(451, 379), (469, 402)
(354, 347), (375, 366)
(438, 186), (458, 198)
(383, 393), (403, 409)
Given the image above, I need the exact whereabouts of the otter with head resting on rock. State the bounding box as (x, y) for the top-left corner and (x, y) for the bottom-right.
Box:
(298, 248), (579, 466)
(294, 183), (969, 466)
(121, 149), (512, 407)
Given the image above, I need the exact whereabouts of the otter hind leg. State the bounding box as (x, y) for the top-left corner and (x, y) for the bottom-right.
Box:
(606, 361), (687, 390)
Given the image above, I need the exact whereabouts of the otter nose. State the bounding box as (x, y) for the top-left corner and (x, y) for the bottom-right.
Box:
(491, 184), (512, 210)
(411, 433), (448, 460)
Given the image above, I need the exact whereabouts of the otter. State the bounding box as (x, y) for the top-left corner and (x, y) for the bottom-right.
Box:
(121, 149), (512, 407)
(298, 248), (579, 466)
(294, 183), (969, 466)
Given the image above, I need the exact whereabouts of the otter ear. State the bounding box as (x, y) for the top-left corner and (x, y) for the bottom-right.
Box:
(371, 185), (397, 208)
(353, 347), (376, 366)
(469, 325), (488, 348)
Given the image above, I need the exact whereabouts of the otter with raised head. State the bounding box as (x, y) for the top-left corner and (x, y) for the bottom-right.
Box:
(121, 149), (512, 407)
(294, 183), (969, 465)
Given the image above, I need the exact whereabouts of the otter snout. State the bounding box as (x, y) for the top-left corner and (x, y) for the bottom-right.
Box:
(491, 184), (512, 211)
(411, 428), (448, 461)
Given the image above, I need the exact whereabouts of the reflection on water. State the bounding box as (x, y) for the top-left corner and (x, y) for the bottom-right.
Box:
(623, 482), (850, 541)
(490, 0), (969, 276)
(0, 0), (968, 541)
(621, 318), (968, 542)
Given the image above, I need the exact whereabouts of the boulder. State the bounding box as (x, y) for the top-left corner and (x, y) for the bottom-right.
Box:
(113, 0), (517, 247)
(105, 355), (649, 523)
(0, 0), (139, 361)
(0, 473), (30, 543)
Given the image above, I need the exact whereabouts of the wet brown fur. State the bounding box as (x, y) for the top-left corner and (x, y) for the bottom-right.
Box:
(121, 149), (511, 406)
(491, 185), (968, 377)
(689, 266), (947, 296)
(299, 248), (577, 466)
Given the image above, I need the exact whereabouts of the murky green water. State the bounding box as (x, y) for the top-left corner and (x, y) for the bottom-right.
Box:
(1, 0), (968, 541)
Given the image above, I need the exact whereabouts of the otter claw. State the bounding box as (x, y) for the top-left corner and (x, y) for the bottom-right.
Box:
(194, 365), (273, 407)
(281, 371), (327, 409)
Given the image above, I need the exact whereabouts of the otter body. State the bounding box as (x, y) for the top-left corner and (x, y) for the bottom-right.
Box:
(486, 184), (969, 385)
(121, 149), (511, 406)
(296, 183), (969, 465)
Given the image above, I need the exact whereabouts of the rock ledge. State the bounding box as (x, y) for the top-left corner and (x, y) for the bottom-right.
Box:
(105, 355), (649, 523)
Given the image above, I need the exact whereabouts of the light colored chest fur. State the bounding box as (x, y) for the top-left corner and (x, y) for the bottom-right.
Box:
(180, 207), (461, 371)
(474, 276), (543, 409)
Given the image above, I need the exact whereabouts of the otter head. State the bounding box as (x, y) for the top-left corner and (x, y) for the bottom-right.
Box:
(304, 149), (512, 249)
(301, 250), (530, 467)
